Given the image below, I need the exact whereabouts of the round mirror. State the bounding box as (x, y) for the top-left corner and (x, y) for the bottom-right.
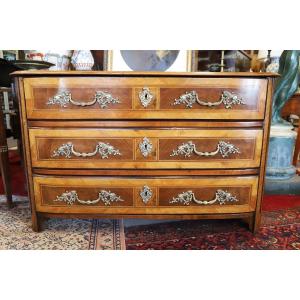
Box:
(120, 50), (179, 71)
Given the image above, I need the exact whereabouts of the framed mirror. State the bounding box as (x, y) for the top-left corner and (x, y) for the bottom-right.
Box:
(106, 50), (191, 71)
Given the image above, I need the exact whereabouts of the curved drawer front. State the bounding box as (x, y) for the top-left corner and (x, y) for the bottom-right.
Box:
(29, 128), (263, 169)
(24, 77), (267, 120)
(33, 176), (258, 214)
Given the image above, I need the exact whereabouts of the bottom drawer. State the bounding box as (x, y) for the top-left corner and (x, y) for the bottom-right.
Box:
(33, 176), (259, 214)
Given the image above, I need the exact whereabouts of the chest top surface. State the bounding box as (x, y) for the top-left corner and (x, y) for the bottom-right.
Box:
(12, 70), (278, 78)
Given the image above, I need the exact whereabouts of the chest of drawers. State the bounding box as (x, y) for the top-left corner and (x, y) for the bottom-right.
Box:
(13, 71), (276, 232)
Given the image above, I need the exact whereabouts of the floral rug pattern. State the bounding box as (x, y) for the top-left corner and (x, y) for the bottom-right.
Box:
(0, 196), (122, 250)
(124, 208), (300, 250)
(1, 195), (300, 250)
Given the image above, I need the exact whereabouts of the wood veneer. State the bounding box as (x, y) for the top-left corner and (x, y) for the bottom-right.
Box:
(12, 71), (277, 232)
(23, 77), (267, 120)
(33, 176), (258, 214)
(29, 128), (263, 169)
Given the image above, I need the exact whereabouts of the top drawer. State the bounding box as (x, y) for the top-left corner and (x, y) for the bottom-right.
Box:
(23, 77), (267, 120)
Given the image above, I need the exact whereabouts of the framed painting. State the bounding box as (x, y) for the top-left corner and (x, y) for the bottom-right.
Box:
(106, 50), (192, 72)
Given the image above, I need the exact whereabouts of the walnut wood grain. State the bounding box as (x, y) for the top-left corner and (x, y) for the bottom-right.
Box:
(29, 128), (263, 169)
(24, 77), (267, 120)
(253, 78), (274, 232)
(13, 71), (275, 232)
(11, 70), (279, 77)
(33, 176), (258, 214)
(33, 169), (260, 176)
(28, 120), (264, 128)
(15, 78), (40, 231)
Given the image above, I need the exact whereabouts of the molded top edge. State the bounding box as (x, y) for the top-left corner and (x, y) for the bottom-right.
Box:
(11, 70), (279, 78)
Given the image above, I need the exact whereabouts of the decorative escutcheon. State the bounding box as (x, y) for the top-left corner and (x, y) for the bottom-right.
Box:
(47, 90), (121, 108)
(170, 140), (240, 158)
(139, 137), (153, 157)
(54, 190), (124, 206)
(51, 142), (121, 159)
(170, 189), (238, 206)
(173, 90), (245, 109)
(139, 87), (154, 108)
(140, 185), (153, 204)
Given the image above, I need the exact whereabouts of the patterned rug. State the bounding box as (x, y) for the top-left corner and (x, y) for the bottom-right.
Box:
(124, 208), (300, 250)
(0, 196), (124, 250)
(1, 195), (300, 250)
(89, 219), (125, 250)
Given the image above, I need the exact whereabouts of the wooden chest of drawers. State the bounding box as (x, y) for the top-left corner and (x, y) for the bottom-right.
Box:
(13, 71), (276, 232)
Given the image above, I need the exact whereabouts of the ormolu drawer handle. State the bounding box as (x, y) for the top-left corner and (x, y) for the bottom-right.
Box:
(170, 141), (240, 158)
(51, 142), (121, 159)
(170, 189), (238, 206)
(54, 190), (123, 206)
(47, 90), (121, 108)
(173, 90), (245, 109)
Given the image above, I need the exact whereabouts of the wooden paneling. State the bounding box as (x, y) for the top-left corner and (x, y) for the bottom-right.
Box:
(29, 128), (263, 169)
(24, 77), (267, 120)
(33, 176), (258, 214)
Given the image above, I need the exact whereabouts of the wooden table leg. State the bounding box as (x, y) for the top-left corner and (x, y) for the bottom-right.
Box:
(0, 108), (13, 208)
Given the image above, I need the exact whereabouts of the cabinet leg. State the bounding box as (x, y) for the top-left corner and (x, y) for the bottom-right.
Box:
(32, 213), (41, 232)
(242, 216), (255, 233)
(243, 215), (261, 234)
(253, 213), (261, 234)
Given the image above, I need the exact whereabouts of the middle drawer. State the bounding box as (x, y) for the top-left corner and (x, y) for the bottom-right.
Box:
(29, 128), (263, 169)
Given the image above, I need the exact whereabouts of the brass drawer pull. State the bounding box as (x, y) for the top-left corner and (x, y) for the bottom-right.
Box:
(170, 189), (238, 206)
(54, 190), (124, 206)
(170, 140), (240, 158)
(51, 142), (121, 159)
(47, 90), (121, 108)
(139, 87), (154, 108)
(173, 90), (244, 109)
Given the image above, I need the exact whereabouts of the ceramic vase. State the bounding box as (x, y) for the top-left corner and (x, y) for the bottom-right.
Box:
(24, 50), (73, 70)
(43, 51), (73, 70)
(266, 51), (283, 73)
(71, 50), (94, 70)
(24, 50), (45, 61)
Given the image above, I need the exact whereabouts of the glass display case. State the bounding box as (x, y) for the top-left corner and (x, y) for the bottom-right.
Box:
(190, 50), (253, 72)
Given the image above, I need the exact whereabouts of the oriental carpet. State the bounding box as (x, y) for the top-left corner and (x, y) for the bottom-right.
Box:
(0, 151), (300, 250)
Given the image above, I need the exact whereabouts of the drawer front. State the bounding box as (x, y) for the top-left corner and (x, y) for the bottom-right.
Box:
(33, 176), (258, 214)
(29, 128), (263, 169)
(24, 77), (267, 120)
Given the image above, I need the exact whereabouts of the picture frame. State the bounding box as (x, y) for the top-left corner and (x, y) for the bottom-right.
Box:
(189, 50), (253, 72)
(0, 50), (19, 60)
(105, 50), (192, 72)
